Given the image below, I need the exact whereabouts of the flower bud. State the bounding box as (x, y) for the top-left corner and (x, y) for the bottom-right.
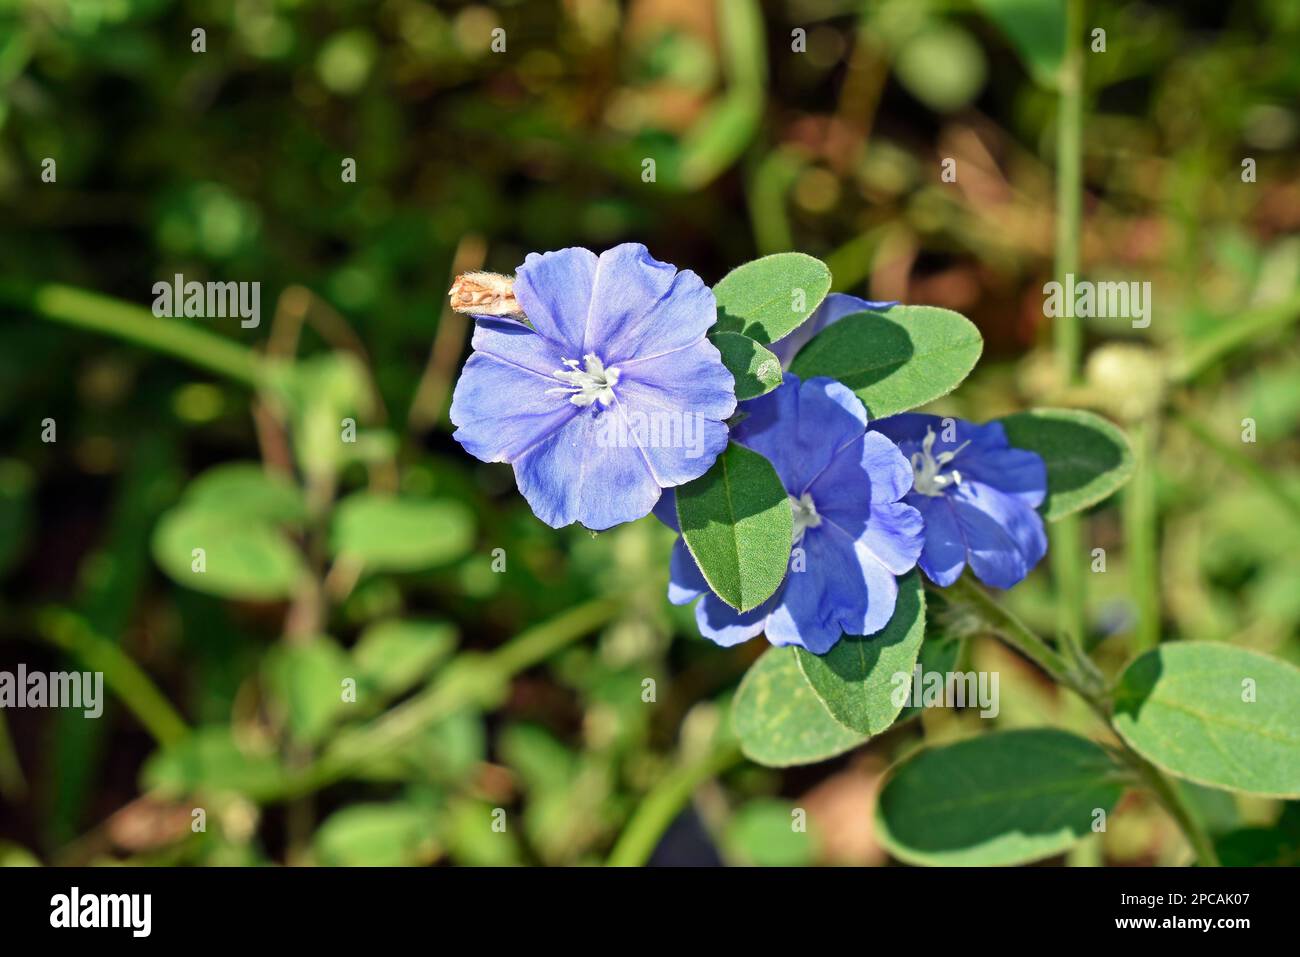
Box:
(448, 271), (524, 319)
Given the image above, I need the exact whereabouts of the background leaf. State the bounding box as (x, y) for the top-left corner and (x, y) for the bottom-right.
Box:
(795, 570), (925, 734)
(1112, 642), (1300, 797)
(330, 494), (474, 572)
(152, 507), (305, 600)
(998, 408), (1135, 521)
(183, 462), (306, 525)
(314, 802), (439, 866)
(676, 442), (792, 612)
(876, 729), (1126, 866)
(263, 638), (353, 745)
(353, 618), (458, 699)
(711, 252), (831, 344)
(731, 646), (867, 767)
(710, 330), (783, 399)
(972, 0), (1066, 88)
(790, 305), (983, 418)
(723, 798), (815, 866)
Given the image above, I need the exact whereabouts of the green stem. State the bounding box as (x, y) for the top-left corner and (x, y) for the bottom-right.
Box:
(606, 740), (743, 867)
(1053, 0), (1085, 384)
(1124, 417), (1162, 650)
(951, 577), (1219, 866)
(36, 608), (190, 746)
(0, 280), (267, 388)
(1172, 290), (1300, 384)
(277, 598), (620, 800)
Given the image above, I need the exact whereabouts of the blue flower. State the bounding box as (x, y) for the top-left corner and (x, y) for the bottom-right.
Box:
(450, 244), (736, 530)
(870, 413), (1048, 589)
(658, 374), (924, 654)
(769, 293), (898, 368)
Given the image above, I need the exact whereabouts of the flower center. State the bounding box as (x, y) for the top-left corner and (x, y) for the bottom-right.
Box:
(789, 492), (822, 545)
(910, 427), (971, 497)
(548, 354), (621, 407)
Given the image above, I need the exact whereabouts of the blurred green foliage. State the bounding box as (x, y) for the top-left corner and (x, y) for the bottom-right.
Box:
(0, 0), (1298, 866)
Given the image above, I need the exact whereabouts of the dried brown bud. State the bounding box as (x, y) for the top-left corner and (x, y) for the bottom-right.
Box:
(448, 271), (525, 319)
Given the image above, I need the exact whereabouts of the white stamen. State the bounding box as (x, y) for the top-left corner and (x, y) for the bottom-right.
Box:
(547, 353), (622, 407)
(910, 427), (971, 497)
(790, 492), (821, 545)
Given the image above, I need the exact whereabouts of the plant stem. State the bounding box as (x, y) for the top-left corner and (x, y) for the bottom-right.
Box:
(0, 280), (267, 387)
(1172, 290), (1300, 384)
(606, 740), (743, 867)
(1124, 417), (1162, 650)
(276, 597), (621, 799)
(951, 577), (1220, 866)
(36, 608), (190, 746)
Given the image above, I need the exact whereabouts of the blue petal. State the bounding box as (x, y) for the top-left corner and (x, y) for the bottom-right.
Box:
(652, 488), (679, 531)
(513, 405), (661, 530)
(913, 494), (968, 587)
(949, 481), (1047, 589)
(733, 375), (867, 495)
(450, 351), (577, 463)
(769, 293), (897, 368)
(583, 244), (718, 362)
(513, 247), (598, 355)
(668, 537), (708, 605)
(694, 592), (772, 647)
(957, 442), (1048, 509)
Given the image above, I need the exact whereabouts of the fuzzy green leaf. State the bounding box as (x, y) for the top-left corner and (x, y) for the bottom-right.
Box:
(152, 506), (306, 600)
(732, 646), (868, 767)
(794, 571), (926, 734)
(330, 494), (474, 572)
(876, 729), (1126, 866)
(997, 408), (1134, 520)
(1112, 642), (1300, 797)
(712, 253), (832, 344)
(676, 442), (792, 612)
(790, 305), (983, 418)
(710, 330), (783, 400)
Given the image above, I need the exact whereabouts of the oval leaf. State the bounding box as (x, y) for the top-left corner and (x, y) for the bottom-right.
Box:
(184, 462), (306, 525)
(732, 646), (868, 768)
(331, 494), (474, 572)
(876, 729), (1126, 866)
(712, 253), (832, 344)
(997, 408), (1134, 521)
(676, 442), (792, 612)
(314, 803), (439, 867)
(141, 727), (288, 801)
(795, 570), (925, 734)
(972, 0), (1065, 88)
(710, 330), (783, 400)
(1112, 642), (1300, 797)
(152, 507), (306, 600)
(354, 619), (458, 698)
(790, 305), (983, 419)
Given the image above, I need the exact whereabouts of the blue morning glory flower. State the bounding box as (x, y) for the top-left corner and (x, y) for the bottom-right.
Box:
(870, 413), (1048, 590)
(450, 244), (736, 530)
(769, 293), (898, 368)
(657, 374), (924, 654)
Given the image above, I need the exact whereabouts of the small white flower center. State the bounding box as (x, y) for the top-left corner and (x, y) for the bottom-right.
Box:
(789, 492), (821, 545)
(910, 427), (971, 497)
(548, 353), (621, 407)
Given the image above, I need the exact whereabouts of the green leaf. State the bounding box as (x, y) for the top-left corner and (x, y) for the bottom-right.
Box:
(676, 442), (792, 612)
(723, 798), (816, 866)
(152, 506), (306, 600)
(183, 462), (306, 525)
(972, 0), (1065, 88)
(1112, 642), (1300, 797)
(353, 618), (458, 698)
(314, 803), (439, 866)
(876, 729), (1126, 866)
(997, 408), (1135, 521)
(330, 494), (474, 572)
(795, 571), (925, 734)
(712, 253), (832, 344)
(141, 727), (288, 801)
(732, 646), (868, 767)
(710, 330), (783, 400)
(790, 305), (983, 419)
(893, 24), (987, 112)
(263, 638), (353, 745)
